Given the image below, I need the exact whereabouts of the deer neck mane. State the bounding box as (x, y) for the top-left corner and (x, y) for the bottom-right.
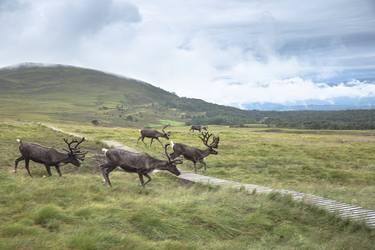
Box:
(197, 147), (211, 157)
(58, 152), (72, 162)
(48, 151), (71, 165)
(145, 156), (166, 170)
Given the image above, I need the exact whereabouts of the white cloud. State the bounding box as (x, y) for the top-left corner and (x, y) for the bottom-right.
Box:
(209, 78), (375, 105)
(0, 0), (375, 107)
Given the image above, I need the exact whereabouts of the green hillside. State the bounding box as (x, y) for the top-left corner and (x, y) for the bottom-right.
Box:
(0, 64), (256, 127)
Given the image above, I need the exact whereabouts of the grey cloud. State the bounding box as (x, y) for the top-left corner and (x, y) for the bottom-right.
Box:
(46, 1), (141, 38)
(0, 0), (142, 61)
(0, 0), (25, 12)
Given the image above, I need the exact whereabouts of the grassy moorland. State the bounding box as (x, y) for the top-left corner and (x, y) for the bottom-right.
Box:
(53, 123), (375, 210)
(1, 123), (375, 250)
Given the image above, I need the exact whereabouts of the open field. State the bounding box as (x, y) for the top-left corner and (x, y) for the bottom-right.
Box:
(52, 123), (375, 211)
(1, 123), (375, 249)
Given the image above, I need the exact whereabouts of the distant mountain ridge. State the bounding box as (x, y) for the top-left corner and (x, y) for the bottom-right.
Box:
(244, 97), (375, 111)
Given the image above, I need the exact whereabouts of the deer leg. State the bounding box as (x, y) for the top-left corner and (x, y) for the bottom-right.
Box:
(193, 161), (197, 173)
(45, 165), (52, 176)
(14, 156), (24, 173)
(24, 159), (32, 177)
(199, 159), (207, 171)
(137, 136), (142, 144)
(103, 165), (115, 187)
(149, 138), (154, 147)
(141, 137), (147, 146)
(143, 173), (152, 186)
(100, 163), (116, 187)
(138, 173), (145, 187)
(156, 138), (163, 145)
(55, 165), (62, 177)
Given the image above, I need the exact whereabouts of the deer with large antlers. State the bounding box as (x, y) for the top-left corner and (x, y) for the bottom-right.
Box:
(14, 137), (87, 177)
(100, 144), (182, 187)
(137, 125), (171, 147)
(170, 131), (220, 173)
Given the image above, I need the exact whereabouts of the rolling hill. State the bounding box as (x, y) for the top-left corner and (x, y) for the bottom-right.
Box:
(0, 63), (257, 127)
(1, 63), (375, 129)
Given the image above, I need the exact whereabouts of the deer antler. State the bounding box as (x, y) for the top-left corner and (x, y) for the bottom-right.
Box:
(211, 136), (220, 149)
(164, 143), (172, 162)
(199, 131), (219, 149)
(162, 124), (170, 135)
(199, 131), (212, 147)
(63, 137), (88, 161)
(171, 157), (183, 165)
(163, 143), (183, 164)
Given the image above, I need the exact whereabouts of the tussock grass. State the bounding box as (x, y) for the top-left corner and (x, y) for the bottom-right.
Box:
(1, 169), (374, 249)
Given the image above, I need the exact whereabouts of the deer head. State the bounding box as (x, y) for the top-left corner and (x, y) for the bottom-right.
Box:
(161, 125), (171, 139)
(199, 131), (220, 155)
(158, 143), (182, 175)
(63, 137), (88, 167)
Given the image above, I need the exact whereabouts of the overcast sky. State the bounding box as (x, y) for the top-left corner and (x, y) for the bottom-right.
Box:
(1, 0), (375, 107)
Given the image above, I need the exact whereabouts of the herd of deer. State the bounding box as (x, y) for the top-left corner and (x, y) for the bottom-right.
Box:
(13, 125), (220, 187)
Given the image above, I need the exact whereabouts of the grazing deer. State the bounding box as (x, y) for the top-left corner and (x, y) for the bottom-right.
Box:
(137, 125), (171, 147)
(14, 137), (87, 177)
(190, 125), (207, 132)
(170, 131), (219, 173)
(100, 144), (182, 187)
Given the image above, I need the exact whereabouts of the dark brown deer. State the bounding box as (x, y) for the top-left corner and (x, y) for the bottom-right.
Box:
(170, 131), (219, 173)
(14, 137), (87, 177)
(100, 144), (182, 187)
(190, 125), (207, 132)
(137, 125), (171, 147)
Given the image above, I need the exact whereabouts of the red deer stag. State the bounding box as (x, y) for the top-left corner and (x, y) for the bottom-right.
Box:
(170, 131), (219, 173)
(14, 137), (87, 177)
(100, 144), (182, 187)
(137, 125), (170, 147)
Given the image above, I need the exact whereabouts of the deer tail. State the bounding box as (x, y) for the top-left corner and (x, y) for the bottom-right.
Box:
(170, 141), (175, 147)
(16, 138), (22, 144)
(102, 148), (108, 155)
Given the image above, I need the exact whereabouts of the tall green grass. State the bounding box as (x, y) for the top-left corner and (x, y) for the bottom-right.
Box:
(54, 124), (375, 210)
(1, 123), (374, 249)
(1, 169), (374, 249)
